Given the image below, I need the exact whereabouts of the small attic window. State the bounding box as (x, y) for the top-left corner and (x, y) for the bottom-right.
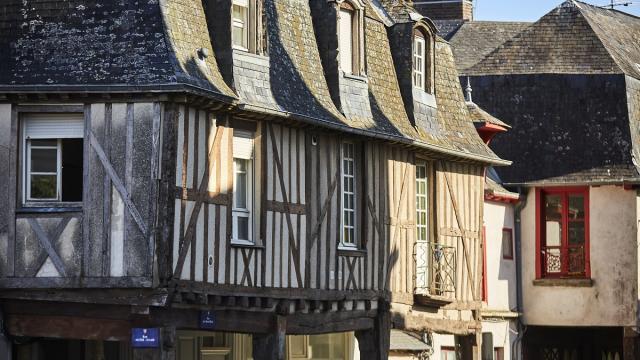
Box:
(338, 1), (364, 76)
(413, 28), (434, 94)
(231, 0), (265, 54)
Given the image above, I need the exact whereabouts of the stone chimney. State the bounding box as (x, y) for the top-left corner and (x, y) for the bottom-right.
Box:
(413, 0), (473, 20)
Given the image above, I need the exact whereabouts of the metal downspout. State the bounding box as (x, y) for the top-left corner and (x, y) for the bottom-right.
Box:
(511, 187), (527, 360)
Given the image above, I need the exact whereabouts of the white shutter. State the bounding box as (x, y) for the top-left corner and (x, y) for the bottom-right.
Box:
(339, 9), (353, 73)
(24, 113), (84, 139)
(233, 130), (254, 160)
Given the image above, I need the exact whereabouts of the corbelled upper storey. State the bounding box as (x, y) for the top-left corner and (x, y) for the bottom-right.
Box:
(0, 0), (506, 164)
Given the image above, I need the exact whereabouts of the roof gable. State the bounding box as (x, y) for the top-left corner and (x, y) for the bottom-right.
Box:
(465, 1), (621, 76)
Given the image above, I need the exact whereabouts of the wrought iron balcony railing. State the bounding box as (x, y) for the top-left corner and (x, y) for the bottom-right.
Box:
(415, 241), (456, 299)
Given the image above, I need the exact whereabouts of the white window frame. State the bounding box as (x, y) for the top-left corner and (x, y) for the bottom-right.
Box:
(340, 142), (357, 249)
(232, 130), (255, 246)
(25, 139), (62, 202)
(232, 0), (249, 51)
(416, 161), (429, 242)
(21, 114), (84, 206)
(413, 33), (426, 90)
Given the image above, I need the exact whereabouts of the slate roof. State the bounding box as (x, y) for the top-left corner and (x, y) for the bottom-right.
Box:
(467, 102), (510, 128)
(462, 1), (640, 78)
(389, 330), (431, 351)
(0, 0), (235, 100)
(0, 0), (506, 165)
(448, 21), (531, 73)
(433, 19), (467, 40)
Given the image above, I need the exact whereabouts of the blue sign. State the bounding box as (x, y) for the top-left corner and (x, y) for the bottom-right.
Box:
(200, 310), (216, 329)
(131, 328), (160, 348)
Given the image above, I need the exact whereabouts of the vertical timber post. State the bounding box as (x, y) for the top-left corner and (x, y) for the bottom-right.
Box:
(355, 302), (391, 360)
(0, 306), (11, 360)
(623, 327), (638, 360)
(253, 315), (287, 360)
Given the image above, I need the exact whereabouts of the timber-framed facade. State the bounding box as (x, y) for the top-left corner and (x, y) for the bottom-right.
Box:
(0, 0), (507, 359)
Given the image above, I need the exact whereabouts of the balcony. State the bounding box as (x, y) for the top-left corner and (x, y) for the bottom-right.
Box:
(541, 245), (587, 278)
(415, 241), (456, 301)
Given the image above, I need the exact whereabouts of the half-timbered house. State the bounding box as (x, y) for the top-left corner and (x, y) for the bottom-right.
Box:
(0, 0), (506, 359)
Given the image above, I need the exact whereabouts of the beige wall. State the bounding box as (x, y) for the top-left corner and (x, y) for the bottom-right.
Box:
(483, 200), (517, 311)
(521, 186), (638, 326)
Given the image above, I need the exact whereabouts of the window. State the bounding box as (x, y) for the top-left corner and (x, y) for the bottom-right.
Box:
(22, 114), (84, 205)
(338, 1), (363, 76)
(232, 0), (249, 50)
(502, 228), (513, 260)
(413, 31), (426, 90)
(339, 7), (354, 74)
(536, 188), (589, 278)
(232, 130), (255, 245)
(416, 161), (429, 242)
(341, 142), (357, 248)
(441, 347), (457, 360)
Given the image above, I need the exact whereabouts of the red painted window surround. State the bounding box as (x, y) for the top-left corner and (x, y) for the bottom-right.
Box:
(535, 187), (591, 279)
(482, 226), (487, 302)
(502, 227), (514, 260)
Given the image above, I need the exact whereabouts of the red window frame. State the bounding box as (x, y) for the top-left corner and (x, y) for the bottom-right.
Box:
(502, 228), (514, 260)
(535, 187), (590, 279)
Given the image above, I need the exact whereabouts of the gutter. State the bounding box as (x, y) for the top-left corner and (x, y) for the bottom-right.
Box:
(239, 103), (511, 166)
(512, 186), (528, 360)
(505, 179), (640, 187)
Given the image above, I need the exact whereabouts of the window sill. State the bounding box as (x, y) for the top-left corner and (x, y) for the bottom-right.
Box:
(532, 278), (593, 287)
(17, 206), (82, 214)
(341, 72), (368, 83)
(414, 293), (455, 307)
(230, 241), (265, 250)
(337, 248), (366, 257)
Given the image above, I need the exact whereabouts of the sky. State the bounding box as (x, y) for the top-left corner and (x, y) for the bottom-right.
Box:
(474, 0), (640, 21)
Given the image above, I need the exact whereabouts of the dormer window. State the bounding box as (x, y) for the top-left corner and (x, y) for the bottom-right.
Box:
(412, 28), (434, 93)
(232, 0), (249, 50)
(338, 1), (363, 76)
(231, 0), (265, 54)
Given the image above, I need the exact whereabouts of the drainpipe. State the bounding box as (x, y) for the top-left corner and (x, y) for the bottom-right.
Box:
(511, 186), (527, 360)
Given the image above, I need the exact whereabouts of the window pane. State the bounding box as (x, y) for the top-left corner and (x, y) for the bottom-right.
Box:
(568, 221), (585, 245)
(545, 194), (562, 247)
(61, 138), (84, 202)
(31, 175), (57, 199)
(568, 194), (585, 219)
(31, 139), (57, 147)
(235, 159), (247, 209)
(31, 147), (58, 173)
(232, 5), (248, 48)
(502, 230), (513, 258)
(236, 216), (249, 241)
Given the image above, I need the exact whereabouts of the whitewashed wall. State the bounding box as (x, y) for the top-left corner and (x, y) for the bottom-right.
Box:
(483, 200), (517, 311)
(520, 185), (638, 326)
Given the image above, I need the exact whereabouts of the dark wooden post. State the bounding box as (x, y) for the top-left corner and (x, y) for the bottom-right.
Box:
(0, 307), (11, 360)
(355, 307), (391, 360)
(253, 315), (287, 360)
(623, 327), (638, 360)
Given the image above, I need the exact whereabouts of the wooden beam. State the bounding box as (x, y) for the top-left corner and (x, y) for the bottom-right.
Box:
(391, 310), (476, 336)
(355, 310), (390, 360)
(265, 200), (306, 215)
(27, 217), (70, 277)
(7, 314), (130, 341)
